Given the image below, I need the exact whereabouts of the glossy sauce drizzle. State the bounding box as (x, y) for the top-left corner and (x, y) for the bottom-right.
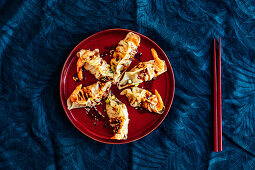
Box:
(143, 78), (155, 90)
(84, 106), (110, 128)
(84, 107), (104, 124)
(136, 107), (148, 114)
(102, 44), (117, 57)
(135, 52), (143, 62)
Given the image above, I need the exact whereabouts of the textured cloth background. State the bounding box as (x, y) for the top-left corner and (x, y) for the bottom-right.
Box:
(0, 0), (255, 169)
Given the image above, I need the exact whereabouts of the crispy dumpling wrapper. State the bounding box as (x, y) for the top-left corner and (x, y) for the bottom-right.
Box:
(117, 60), (167, 89)
(77, 49), (113, 81)
(106, 92), (129, 140)
(111, 32), (140, 83)
(120, 87), (165, 114)
(118, 48), (167, 89)
(67, 81), (111, 110)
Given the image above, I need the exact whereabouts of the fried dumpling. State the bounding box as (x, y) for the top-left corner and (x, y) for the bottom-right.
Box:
(120, 87), (165, 114)
(77, 49), (113, 81)
(67, 81), (111, 110)
(118, 48), (167, 89)
(111, 32), (140, 83)
(105, 92), (129, 140)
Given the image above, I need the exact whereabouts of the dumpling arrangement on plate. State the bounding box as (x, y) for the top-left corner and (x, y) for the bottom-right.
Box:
(67, 32), (167, 140)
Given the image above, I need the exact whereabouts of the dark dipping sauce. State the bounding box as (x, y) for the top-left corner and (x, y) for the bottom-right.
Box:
(72, 73), (80, 82)
(85, 107), (104, 125)
(136, 107), (148, 114)
(135, 52), (143, 61)
(84, 107), (110, 128)
(73, 69), (86, 83)
(102, 44), (117, 57)
(143, 78), (155, 90)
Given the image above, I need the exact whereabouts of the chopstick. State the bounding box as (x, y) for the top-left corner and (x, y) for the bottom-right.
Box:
(213, 38), (218, 152)
(218, 37), (222, 151)
(213, 37), (222, 152)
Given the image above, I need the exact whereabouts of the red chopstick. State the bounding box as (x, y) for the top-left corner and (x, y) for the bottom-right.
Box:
(213, 38), (218, 152)
(213, 37), (222, 152)
(218, 37), (222, 151)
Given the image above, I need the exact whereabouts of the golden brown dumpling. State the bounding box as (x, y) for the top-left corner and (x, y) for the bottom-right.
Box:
(105, 92), (129, 140)
(77, 49), (113, 81)
(118, 48), (167, 89)
(67, 81), (111, 110)
(111, 32), (140, 83)
(120, 87), (165, 114)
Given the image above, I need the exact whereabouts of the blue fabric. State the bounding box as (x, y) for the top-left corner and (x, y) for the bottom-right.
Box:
(0, 0), (255, 169)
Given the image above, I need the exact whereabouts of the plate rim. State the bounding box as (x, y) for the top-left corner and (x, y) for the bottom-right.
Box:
(59, 28), (175, 144)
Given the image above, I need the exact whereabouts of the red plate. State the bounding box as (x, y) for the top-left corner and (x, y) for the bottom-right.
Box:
(60, 29), (175, 144)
